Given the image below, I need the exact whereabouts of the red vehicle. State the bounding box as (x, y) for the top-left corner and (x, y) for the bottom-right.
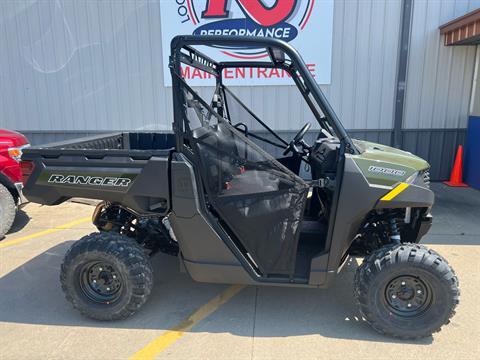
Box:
(0, 129), (29, 238)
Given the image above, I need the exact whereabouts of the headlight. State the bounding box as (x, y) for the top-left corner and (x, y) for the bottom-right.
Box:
(8, 144), (30, 162)
(405, 171), (419, 184)
(405, 169), (430, 188)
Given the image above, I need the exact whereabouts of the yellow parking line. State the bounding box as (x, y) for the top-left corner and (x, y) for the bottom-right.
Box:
(0, 217), (91, 249)
(130, 284), (246, 360)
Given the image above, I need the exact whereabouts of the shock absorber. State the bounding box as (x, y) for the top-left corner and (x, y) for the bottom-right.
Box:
(389, 216), (401, 245)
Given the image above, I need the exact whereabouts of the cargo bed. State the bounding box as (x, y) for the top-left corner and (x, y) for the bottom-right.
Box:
(22, 132), (175, 214)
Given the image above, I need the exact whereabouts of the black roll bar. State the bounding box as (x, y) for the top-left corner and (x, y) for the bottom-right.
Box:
(170, 35), (357, 154)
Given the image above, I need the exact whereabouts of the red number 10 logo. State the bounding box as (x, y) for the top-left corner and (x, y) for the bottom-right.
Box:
(202, 0), (298, 27)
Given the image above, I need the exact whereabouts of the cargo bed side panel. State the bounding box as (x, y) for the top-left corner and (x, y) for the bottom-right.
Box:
(23, 153), (171, 215)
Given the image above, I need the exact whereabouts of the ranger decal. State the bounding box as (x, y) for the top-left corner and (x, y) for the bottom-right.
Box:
(48, 174), (131, 187)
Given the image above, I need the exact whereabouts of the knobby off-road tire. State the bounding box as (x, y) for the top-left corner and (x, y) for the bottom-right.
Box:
(60, 232), (153, 320)
(0, 183), (16, 238)
(354, 243), (459, 339)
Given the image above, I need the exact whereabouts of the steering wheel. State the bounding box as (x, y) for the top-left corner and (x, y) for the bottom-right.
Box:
(283, 123), (312, 156)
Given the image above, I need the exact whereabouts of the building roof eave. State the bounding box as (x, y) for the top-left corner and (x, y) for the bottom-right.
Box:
(439, 8), (480, 46)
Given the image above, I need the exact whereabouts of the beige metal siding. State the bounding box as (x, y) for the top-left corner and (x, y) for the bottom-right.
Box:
(0, 0), (478, 133)
(404, 0), (480, 129)
(0, 0), (401, 132)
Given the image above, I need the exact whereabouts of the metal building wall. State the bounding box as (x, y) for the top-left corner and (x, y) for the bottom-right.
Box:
(0, 0), (478, 180)
(0, 0), (401, 133)
(0, 1), (171, 133)
(404, 0), (480, 129)
(400, 0), (480, 179)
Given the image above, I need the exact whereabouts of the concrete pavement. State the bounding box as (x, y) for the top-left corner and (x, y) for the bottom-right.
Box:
(0, 184), (479, 359)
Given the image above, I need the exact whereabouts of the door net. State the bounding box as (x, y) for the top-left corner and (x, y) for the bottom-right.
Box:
(182, 83), (309, 276)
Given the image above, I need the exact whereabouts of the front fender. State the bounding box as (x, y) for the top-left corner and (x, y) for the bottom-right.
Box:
(375, 183), (434, 209)
(0, 153), (22, 184)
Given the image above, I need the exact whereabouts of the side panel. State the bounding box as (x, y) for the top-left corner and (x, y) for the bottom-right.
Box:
(324, 156), (387, 271)
(23, 153), (170, 215)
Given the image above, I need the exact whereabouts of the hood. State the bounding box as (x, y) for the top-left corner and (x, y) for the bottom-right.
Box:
(353, 139), (429, 171)
(0, 129), (29, 148)
(351, 139), (430, 187)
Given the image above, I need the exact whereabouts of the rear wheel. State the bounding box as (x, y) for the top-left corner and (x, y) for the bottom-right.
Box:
(0, 183), (16, 238)
(354, 243), (459, 339)
(60, 232), (153, 320)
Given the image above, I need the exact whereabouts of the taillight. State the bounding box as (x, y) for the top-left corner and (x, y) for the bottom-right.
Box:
(20, 160), (35, 185)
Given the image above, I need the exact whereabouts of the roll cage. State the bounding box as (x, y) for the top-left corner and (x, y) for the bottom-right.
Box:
(169, 35), (357, 155)
(167, 36), (355, 279)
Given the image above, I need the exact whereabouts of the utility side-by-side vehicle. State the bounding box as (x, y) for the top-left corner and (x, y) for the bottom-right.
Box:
(22, 36), (459, 339)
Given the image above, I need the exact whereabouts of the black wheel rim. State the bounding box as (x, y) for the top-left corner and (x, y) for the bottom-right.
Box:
(384, 275), (432, 317)
(80, 261), (123, 304)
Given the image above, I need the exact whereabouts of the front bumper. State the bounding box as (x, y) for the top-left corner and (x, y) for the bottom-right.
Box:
(14, 182), (28, 207)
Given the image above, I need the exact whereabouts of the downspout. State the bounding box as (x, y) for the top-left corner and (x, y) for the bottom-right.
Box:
(392, 0), (414, 148)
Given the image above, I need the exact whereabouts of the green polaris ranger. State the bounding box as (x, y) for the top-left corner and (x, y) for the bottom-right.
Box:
(21, 36), (459, 339)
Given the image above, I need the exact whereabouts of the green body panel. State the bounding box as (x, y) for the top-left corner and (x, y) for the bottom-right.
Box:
(352, 139), (429, 187)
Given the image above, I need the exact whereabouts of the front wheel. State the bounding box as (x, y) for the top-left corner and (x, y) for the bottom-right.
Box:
(60, 232), (154, 320)
(354, 243), (459, 339)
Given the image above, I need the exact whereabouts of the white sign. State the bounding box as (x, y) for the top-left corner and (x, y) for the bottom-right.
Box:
(160, 0), (334, 86)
